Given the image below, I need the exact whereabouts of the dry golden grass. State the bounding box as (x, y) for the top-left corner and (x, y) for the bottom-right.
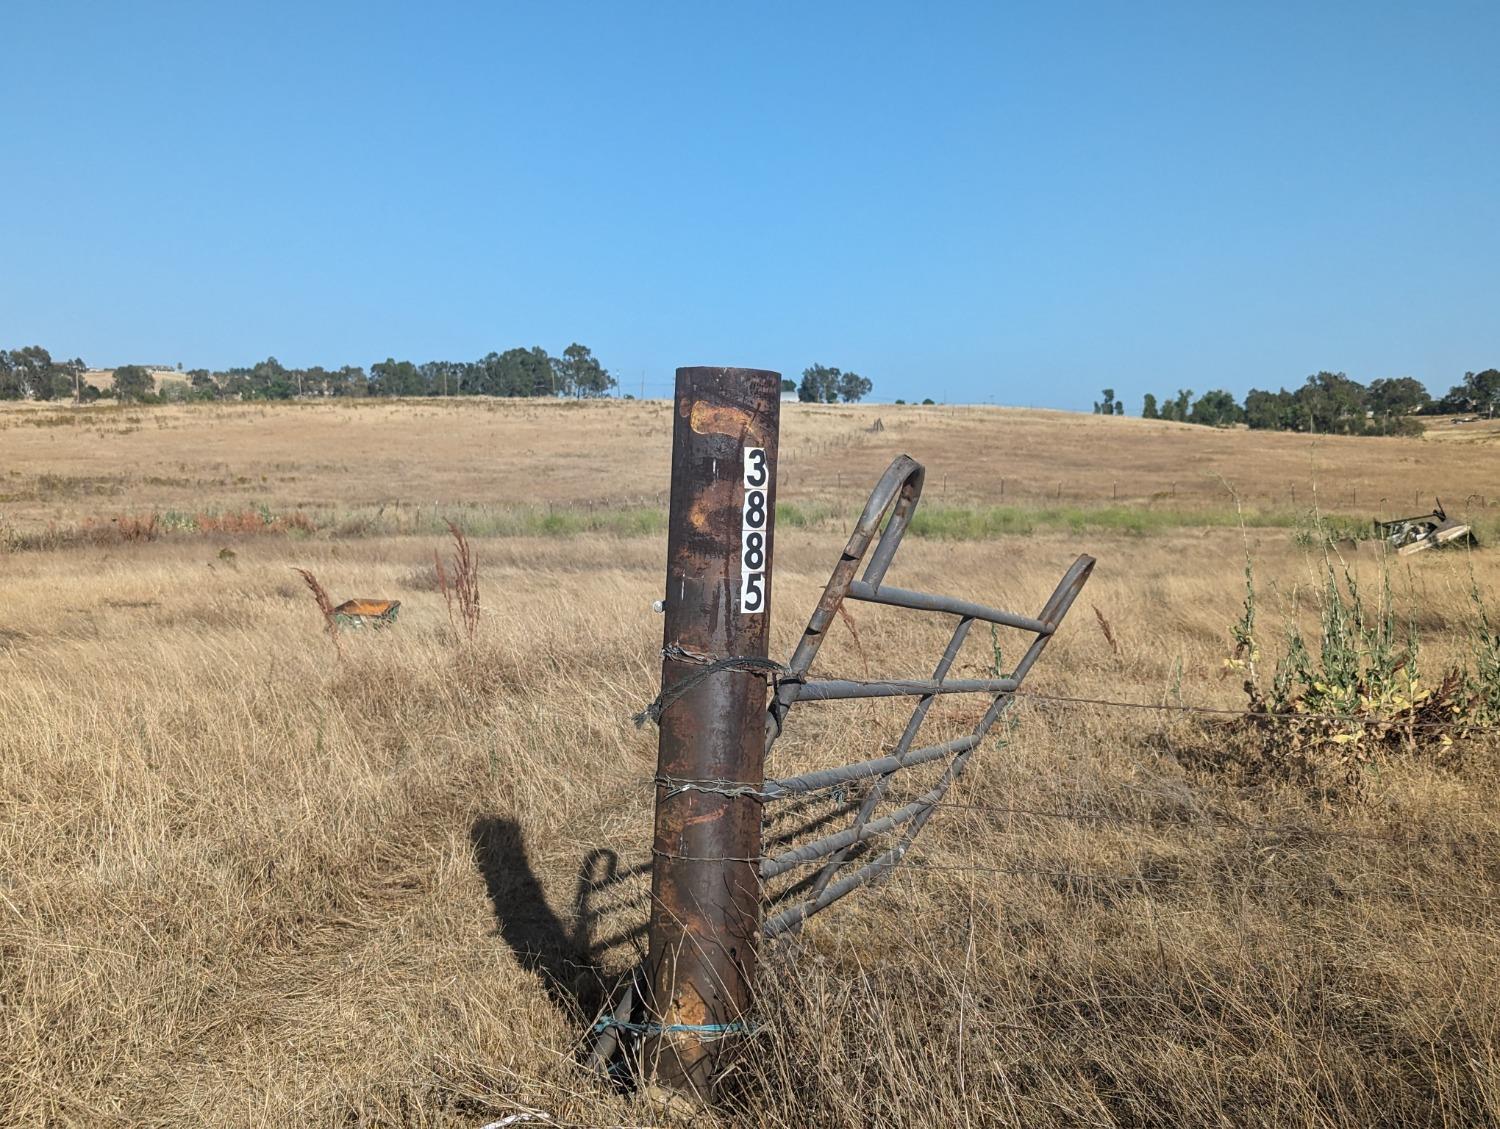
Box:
(3, 398), (1499, 534)
(3, 399), (1500, 1126)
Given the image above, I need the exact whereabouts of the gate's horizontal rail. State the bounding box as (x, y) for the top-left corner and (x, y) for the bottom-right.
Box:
(763, 733), (982, 798)
(760, 784), (945, 879)
(846, 581), (1053, 635)
(792, 676), (1020, 701)
(764, 843), (908, 938)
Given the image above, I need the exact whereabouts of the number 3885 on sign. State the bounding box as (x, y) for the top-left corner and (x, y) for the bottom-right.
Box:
(741, 448), (768, 614)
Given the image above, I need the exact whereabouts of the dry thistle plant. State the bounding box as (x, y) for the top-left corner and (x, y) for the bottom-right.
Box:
(435, 520), (481, 645)
(291, 566), (343, 659)
(1218, 553), (1496, 797)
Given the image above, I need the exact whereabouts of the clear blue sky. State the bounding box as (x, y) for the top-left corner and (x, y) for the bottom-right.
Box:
(4, 2), (1496, 407)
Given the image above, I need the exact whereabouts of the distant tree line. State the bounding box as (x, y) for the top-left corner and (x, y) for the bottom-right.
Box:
(2, 345), (883, 405)
(797, 364), (873, 403)
(196, 343), (617, 402)
(1122, 369), (1500, 436)
(0, 342), (618, 403)
(0, 346), (89, 401)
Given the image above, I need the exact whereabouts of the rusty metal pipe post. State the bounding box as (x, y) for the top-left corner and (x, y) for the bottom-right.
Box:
(643, 367), (780, 1100)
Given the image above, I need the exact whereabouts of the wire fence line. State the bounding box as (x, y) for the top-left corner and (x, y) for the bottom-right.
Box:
(648, 824), (1500, 868)
(637, 678), (1500, 743)
(639, 687), (1500, 809)
(575, 687), (1500, 945)
(1009, 688), (1500, 730)
(610, 686), (1500, 896)
(570, 847), (1500, 916)
(581, 774), (1500, 888)
(818, 798), (1499, 845)
(560, 787), (1500, 971)
(877, 861), (1500, 909)
(750, 784), (1499, 848)
(577, 799), (1500, 877)
(563, 871), (1500, 972)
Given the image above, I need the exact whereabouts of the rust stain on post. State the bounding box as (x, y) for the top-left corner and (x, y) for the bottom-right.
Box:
(687, 399), (769, 443)
(684, 478), (741, 536)
(644, 366), (780, 1102)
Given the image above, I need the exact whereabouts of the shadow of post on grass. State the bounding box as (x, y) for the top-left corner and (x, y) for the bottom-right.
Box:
(469, 790), (862, 1035)
(470, 816), (597, 1014)
(470, 789), (865, 1087)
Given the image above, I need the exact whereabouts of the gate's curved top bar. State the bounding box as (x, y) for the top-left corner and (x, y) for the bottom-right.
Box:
(766, 454), (924, 746)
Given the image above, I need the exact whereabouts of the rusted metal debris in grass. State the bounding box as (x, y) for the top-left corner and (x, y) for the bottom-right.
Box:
(331, 598), (401, 628)
(1376, 500), (1476, 556)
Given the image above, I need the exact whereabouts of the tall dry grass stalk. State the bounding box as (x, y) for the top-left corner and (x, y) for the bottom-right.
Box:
(1093, 604), (1121, 655)
(435, 520), (481, 645)
(834, 603), (869, 678)
(292, 565), (343, 659)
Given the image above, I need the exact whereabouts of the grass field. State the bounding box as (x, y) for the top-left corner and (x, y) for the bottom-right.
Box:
(4, 398), (1499, 532)
(3, 398), (1499, 1126)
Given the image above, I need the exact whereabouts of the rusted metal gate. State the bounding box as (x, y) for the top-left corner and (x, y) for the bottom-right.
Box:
(757, 454), (1093, 936)
(608, 367), (1094, 1101)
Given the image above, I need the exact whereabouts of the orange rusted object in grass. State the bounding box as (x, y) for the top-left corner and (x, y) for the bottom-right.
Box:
(332, 598), (401, 628)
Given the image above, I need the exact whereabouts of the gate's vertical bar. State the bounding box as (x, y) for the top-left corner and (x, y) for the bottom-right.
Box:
(644, 366), (780, 1100)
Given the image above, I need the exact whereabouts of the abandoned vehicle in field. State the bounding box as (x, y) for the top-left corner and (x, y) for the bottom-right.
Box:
(1376, 501), (1474, 555)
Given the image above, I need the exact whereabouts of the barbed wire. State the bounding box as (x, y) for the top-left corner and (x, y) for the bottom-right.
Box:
(623, 659), (1500, 932)
(579, 848), (1500, 912)
(600, 780), (1500, 918)
(652, 830), (1500, 875)
(856, 797), (1497, 844)
(647, 691), (1498, 805)
(580, 795), (1500, 880)
(880, 859), (1500, 905)
(634, 668), (1500, 735)
(631, 653), (786, 727)
(1010, 688), (1500, 731)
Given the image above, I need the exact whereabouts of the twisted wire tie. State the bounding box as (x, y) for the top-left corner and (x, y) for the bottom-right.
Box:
(592, 1017), (756, 1040)
(631, 648), (789, 728)
(654, 775), (775, 801)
